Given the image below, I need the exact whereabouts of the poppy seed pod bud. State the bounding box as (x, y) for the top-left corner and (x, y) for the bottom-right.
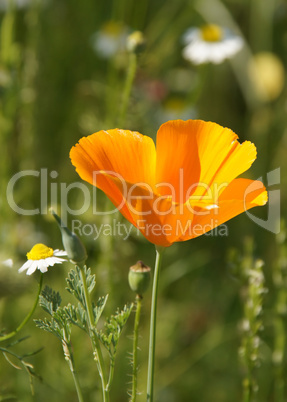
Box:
(50, 209), (87, 266)
(128, 261), (151, 296)
(126, 31), (146, 54)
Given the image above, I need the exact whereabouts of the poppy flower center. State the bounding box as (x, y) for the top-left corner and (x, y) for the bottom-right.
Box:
(200, 24), (223, 42)
(27, 243), (54, 260)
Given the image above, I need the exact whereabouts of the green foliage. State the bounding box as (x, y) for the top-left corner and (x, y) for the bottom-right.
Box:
(228, 238), (267, 399)
(63, 303), (87, 332)
(0, 336), (42, 395)
(66, 266), (96, 305)
(35, 286), (69, 341)
(36, 279), (110, 341)
(65, 266), (108, 326)
(93, 295), (109, 325)
(39, 286), (62, 315)
(95, 304), (133, 358)
(35, 269), (132, 400)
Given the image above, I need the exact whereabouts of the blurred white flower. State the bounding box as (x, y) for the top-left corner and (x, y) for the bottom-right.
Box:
(18, 243), (67, 275)
(91, 21), (128, 59)
(0, 0), (47, 11)
(1, 259), (13, 268)
(183, 24), (243, 65)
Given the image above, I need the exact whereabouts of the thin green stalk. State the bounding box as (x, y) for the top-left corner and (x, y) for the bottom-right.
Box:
(106, 357), (115, 392)
(98, 203), (115, 313)
(147, 247), (164, 402)
(79, 267), (109, 402)
(0, 274), (43, 342)
(131, 294), (142, 402)
(62, 334), (84, 402)
(242, 378), (251, 402)
(117, 52), (137, 127)
(71, 368), (84, 402)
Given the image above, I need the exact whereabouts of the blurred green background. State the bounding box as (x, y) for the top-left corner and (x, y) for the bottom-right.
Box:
(0, 0), (286, 401)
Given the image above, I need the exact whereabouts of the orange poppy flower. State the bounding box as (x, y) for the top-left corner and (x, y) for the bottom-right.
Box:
(70, 119), (267, 247)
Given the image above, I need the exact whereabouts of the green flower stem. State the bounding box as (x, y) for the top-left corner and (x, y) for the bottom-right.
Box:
(147, 247), (164, 402)
(242, 341), (253, 402)
(99, 207), (115, 311)
(131, 294), (142, 402)
(62, 333), (84, 402)
(242, 378), (251, 402)
(79, 266), (109, 402)
(117, 51), (137, 127)
(0, 274), (43, 342)
(71, 367), (85, 402)
(106, 357), (115, 392)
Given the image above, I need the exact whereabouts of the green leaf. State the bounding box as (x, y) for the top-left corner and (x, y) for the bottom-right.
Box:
(95, 303), (133, 357)
(34, 318), (63, 341)
(85, 266), (96, 294)
(39, 286), (62, 316)
(66, 266), (96, 306)
(64, 303), (87, 331)
(93, 295), (109, 325)
(66, 267), (84, 303)
(0, 343), (41, 383)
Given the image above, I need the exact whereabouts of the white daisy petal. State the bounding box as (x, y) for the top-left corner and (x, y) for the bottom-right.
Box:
(53, 250), (68, 257)
(53, 257), (67, 263)
(45, 257), (57, 266)
(18, 260), (32, 273)
(27, 261), (39, 276)
(39, 265), (49, 273)
(39, 259), (49, 269)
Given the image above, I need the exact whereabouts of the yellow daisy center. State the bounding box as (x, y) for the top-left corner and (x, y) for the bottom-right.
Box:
(27, 243), (54, 260)
(102, 21), (123, 36)
(200, 24), (223, 42)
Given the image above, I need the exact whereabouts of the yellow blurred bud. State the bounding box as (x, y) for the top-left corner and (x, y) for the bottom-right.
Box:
(126, 31), (146, 53)
(249, 52), (285, 102)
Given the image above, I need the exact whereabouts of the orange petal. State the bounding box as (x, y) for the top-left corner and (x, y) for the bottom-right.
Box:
(70, 129), (156, 186)
(70, 129), (156, 225)
(178, 178), (268, 240)
(191, 120), (257, 199)
(155, 120), (201, 203)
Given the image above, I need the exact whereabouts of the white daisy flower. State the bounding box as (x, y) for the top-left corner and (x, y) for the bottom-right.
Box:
(182, 24), (243, 65)
(18, 243), (67, 275)
(91, 21), (128, 59)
